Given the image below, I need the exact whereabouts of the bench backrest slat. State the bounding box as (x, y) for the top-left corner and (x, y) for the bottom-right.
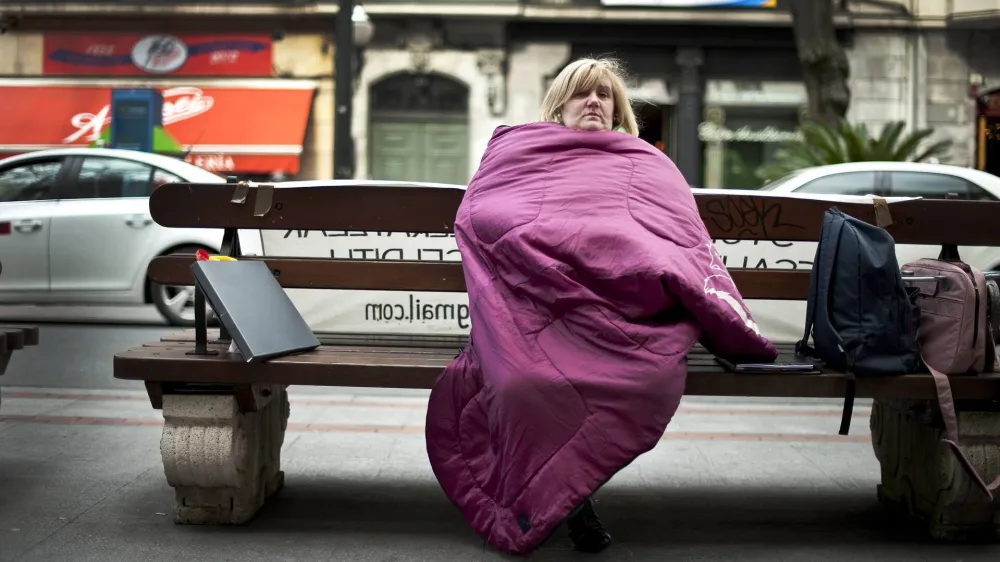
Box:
(151, 183), (464, 234)
(148, 181), (1000, 302)
(151, 182), (1000, 246)
(149, 255), (811, 300)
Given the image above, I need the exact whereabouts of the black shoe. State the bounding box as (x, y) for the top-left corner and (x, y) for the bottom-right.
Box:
(567, 497), (612, 553)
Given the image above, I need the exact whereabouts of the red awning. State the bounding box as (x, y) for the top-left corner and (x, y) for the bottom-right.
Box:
(0, 78), (317, 176)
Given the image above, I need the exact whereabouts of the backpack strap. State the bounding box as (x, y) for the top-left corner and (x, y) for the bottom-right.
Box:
(796, 249), (820, 357)
(804, 210), (856, 435)
(925, 356), (1000, 500)
(838, 337), (867, 436)
(839, 380), (856, 436)
(797, 209), (845, 357)
(986, 279), (1000, 372)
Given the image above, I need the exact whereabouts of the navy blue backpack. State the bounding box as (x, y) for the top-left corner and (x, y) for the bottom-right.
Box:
(795, 207), (922, 434)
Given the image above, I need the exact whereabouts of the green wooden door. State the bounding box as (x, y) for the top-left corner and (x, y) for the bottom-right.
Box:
(370, 120), (469, 185)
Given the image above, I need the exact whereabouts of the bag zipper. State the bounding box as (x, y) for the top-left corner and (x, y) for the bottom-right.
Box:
(955, 262), (980, 347)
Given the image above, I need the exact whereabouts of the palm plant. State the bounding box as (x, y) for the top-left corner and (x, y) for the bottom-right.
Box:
(755, 119), (954, 183)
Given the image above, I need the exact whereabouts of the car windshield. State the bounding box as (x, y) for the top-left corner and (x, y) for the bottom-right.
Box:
(758, 170), (804, 191)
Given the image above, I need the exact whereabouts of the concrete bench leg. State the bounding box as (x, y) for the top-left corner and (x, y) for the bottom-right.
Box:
(159, 388), (289, 525)
(871, 398), (1000, 540)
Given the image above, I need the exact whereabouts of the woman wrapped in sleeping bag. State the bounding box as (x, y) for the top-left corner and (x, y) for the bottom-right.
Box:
(425, 57), (778, 556)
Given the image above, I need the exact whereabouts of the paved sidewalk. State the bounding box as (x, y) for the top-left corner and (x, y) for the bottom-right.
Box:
(2, 387), (999, 561)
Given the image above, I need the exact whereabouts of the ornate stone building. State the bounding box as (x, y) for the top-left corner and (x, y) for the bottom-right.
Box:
(1, 0), (998, 184)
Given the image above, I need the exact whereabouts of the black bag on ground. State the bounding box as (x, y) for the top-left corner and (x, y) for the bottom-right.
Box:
(795, 206), (922, 435)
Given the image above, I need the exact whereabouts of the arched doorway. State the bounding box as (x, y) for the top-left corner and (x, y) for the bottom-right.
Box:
(368, 72), (470, 185)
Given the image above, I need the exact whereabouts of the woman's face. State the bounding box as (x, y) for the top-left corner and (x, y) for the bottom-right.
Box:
(561, 77), (614, 132)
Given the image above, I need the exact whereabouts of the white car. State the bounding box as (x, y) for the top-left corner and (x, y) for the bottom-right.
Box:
(759, 161), (1000, 201)
(0, 147), (258, 326)
(699, 161), (1000, 341)
(756, 160), (1000, 272)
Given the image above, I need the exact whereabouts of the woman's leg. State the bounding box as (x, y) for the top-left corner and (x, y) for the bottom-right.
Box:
(567, 495), (612, 553)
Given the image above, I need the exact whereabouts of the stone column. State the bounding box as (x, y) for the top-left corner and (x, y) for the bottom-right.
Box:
(160, 389), (289, 525)
(871, 398), (1000, 539)
(674, 47), (704, 187)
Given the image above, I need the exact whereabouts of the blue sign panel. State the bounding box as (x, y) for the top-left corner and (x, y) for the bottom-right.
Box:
(109, 88), (163, 152)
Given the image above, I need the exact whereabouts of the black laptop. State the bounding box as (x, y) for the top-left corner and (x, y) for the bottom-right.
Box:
(714, 350), (822, 375)
(191, 260), (320, 363)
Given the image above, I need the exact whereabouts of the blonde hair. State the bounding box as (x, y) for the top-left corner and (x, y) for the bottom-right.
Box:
(540, 57), (639, 137)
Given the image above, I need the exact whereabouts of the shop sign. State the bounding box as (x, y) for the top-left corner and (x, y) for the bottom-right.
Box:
(66, 86), (213, 144)
(186, 154), (237, 173)
(43, 33), (273, 76)
(0, 80), (315, 175)
(697, 121), (801, 143)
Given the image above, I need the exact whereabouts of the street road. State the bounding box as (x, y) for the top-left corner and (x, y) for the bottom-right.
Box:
(1, 304), (999, 561)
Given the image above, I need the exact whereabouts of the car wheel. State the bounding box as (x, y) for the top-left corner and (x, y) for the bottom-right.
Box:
(151, 245), (217, 327)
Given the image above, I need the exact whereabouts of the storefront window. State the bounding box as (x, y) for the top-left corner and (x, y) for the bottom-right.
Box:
(981, 117), (1000, 177)
(700, 80), (806, 189)
(976, 89), (1000, 177)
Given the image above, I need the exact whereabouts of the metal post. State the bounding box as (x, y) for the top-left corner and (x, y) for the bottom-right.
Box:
(192, 287), (208, 354)
(939, 192), (961, 261)
(186, 283), (217, 356)
(334, 0), (355, 179)
(674, 47), (704, 187)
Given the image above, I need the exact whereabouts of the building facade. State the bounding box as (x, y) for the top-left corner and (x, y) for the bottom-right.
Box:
(352, 2), (812, 188)
(0, 4), (338, 180)
(843, 0), (1000, 175)
(2, 0), (999, 184)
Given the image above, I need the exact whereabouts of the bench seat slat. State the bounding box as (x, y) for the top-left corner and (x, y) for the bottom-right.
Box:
(144, 337), (730, 366)
(141, 340), (458, 357)
(148, 255), (812, 300)
(0, 327), (26, 350)
(160, 329), (470, 349)
(0, 326), (40, 347)
(114, 342), (1000, 401)
(15, 326), (39, 347)
(154, 330), (780, 355)
(138, 340), (457, 361)
(0, 326), (39, 376)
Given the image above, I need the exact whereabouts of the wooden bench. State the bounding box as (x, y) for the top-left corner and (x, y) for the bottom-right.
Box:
(0, 261), (42, 410)
(115, 179), (1000, 540)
